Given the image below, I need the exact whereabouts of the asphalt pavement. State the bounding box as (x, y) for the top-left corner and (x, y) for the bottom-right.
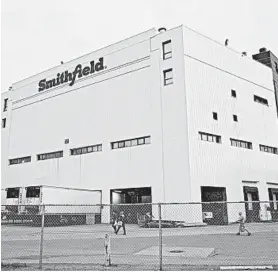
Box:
(1, 222), (278, 270)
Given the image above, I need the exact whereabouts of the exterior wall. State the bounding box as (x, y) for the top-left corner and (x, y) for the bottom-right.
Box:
(3, 26), (192, 209)
(182, 26), (278, 222)
(150, 26), (191, 205)
(5, 28), (166, 206)
(1, 90), (12, 190)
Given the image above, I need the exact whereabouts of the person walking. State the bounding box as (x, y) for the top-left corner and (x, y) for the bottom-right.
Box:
(236, 212), (251, 236)
(116, 211), (126, 235)
(111, 211), (118, 234)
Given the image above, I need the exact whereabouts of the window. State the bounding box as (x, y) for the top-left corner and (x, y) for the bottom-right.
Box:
(275, 62), (278, 73)
(111, 136), (151, 150)
(213, 112), (218, 120)
(37, 151), (63, 160)
(230, 138), (252, 150)
(254, 95), (268, 106)
(231, 90), (237, 98)
(6, 188), (20, 198)
(162, 40), (172, 60)
(26, 187), (40, 198)
(138, 138), (145, 145)
(125, 140), (131, 147)
(233, 115), (238, 122)
(131, 139), (137, 146)
(118, 142), (125, 148)
(145, 137), (151, 144)
(199, 132), (221, 144)
(259, 144), (278, 155)
(2, 118), (6, 128)
(9, 156), (31, 165)
(3, 98), (8, 112)
(163, 69), (173, 86)
(70, 144), (102, 156)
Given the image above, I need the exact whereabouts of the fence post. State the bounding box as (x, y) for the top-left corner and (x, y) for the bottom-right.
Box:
(39, 204), (45, 269)
(104, 234), (111, 266)
(158, 203), (163, 271)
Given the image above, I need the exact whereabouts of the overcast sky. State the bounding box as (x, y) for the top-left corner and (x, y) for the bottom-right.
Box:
(1, 0), (278, 92)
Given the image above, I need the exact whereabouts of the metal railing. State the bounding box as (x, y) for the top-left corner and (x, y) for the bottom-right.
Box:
(1, 201), (278, 270)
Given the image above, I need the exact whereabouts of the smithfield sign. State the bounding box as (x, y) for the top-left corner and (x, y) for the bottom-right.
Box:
(38, 57), (106, 92)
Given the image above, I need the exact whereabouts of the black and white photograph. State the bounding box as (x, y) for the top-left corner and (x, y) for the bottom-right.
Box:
(1, 0), (278, 271)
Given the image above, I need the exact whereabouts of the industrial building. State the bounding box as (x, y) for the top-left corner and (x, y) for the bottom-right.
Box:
(1, 25), (278, 224)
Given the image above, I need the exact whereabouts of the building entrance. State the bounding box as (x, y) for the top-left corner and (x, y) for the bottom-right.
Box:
(243, 186), (260, 222)
(110, 187), (152, 223)
(268, 188), (278, 222)
(201, 186), (228, 225)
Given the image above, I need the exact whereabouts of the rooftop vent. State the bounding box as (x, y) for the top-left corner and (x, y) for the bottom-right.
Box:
(158, 27), (167, 33)
(259, 47), (267, 53)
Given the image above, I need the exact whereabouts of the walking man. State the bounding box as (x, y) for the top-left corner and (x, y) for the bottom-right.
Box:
(236, 212), (251, 236)
(116, 211), (126, 235)
(111, 211), (118, 234)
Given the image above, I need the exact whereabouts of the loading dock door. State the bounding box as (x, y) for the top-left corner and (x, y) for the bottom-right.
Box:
(110, 187), (152, 224)
(243, 186), (260, 222)
(268, 188), (278, 222)
(201, 186), (228, 225)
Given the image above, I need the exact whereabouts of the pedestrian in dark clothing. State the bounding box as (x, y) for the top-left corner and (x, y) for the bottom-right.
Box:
(116, 211), (126, 235)
(111, 211), (118, 233)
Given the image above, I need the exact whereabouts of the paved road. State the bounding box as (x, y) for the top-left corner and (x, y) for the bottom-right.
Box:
(2, 223), (278, 270)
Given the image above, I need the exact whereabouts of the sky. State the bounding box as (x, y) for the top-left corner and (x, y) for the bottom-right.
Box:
(1, 0), (278, 92)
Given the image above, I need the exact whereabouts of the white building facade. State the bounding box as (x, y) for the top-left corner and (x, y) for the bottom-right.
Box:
(2, 25), (278, 224)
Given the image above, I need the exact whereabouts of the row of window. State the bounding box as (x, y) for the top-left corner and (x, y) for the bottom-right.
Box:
(70, 144), (102, 155)
(9, 156), (31, 165)
(200, 132), (221, 143)
(37, 151), (63, 161)
(259, 144), (278, 155)
(199, 132), (277, 154)
(9, 136), (151, 165)
(230, 138), (252, 149)
(111, 136), (151, 149)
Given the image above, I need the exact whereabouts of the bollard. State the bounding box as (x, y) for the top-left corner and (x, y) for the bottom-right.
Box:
(104, 234), (111, 266)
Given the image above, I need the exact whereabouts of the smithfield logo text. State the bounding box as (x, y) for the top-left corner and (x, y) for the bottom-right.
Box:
(38, 57), (105, 92)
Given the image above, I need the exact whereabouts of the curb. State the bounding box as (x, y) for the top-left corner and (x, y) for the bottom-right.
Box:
(220, 266), (274, 270)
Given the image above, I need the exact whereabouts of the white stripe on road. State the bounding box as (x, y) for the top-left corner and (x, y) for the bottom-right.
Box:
(220, 266), (273, 270)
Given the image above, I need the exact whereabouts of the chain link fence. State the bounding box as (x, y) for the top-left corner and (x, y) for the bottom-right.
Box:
(1, 201), (278, 270)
